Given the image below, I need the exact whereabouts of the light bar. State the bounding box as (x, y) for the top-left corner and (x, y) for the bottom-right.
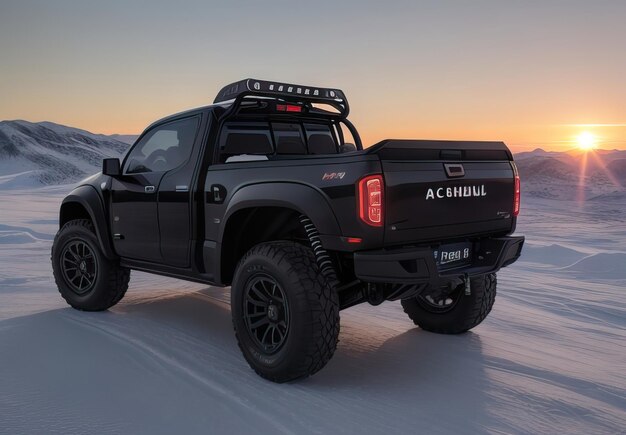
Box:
(213, 78), (348, 115)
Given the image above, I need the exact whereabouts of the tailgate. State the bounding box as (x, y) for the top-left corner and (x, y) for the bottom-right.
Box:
(368, 140), (516, 245)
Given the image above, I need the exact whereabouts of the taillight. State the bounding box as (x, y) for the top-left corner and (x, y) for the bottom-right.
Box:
(513, 171), (521, 216)
(358, 174), (384, 227)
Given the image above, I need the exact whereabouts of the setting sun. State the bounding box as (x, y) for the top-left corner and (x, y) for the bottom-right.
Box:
(576, 131), (597, 151)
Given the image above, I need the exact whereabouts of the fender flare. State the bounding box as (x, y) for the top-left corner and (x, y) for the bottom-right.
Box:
(218, 182), (341, 244)
(60, 185), (118, 260)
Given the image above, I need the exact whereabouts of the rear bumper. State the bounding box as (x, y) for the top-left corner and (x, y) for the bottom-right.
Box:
(353, 236), (524, 285)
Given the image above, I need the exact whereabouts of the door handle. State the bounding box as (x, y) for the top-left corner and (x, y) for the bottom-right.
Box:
(144, 185), (155, 193)
(213, 185), (222, 202)
(444, 163), (465, 178)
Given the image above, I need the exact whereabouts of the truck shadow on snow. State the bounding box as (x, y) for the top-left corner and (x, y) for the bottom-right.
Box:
(1, 286), (493, 432)
(120, 286), (490, 388)
(6, 286), (492, 392)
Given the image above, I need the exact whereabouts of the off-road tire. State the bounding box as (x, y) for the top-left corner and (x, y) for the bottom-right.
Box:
(231, 241), (340, 383)
(401, 273), (497, 334)
(51, 219), (130, 311)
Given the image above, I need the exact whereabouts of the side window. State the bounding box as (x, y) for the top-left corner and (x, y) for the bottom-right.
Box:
(304, 123), (338, 154)
(219, 122), (273, 162)
(125, 117), (199, 174)
(272, 123), (306, 155)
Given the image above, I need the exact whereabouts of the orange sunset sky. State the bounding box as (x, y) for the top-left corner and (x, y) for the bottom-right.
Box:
(1, 0), (625, 152)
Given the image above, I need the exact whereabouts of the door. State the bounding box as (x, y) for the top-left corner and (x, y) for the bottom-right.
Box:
(111, 116), (200, 262)
(157, 115), (203, 267)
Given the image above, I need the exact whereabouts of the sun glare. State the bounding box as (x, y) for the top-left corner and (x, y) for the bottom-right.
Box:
(576, 131), (596, 151)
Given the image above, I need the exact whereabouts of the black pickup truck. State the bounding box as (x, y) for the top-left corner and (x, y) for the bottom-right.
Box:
(52, 79), (524, 382)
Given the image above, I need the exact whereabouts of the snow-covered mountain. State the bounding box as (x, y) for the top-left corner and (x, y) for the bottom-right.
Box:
(0, 120), (131, 188)
(514, 148), (626, 200)
(108, 134), (139, 145)
(1, 121), (624, 200)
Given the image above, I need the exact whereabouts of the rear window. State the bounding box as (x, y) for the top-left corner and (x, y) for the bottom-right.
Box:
(304, 123), (338, 154)
(272, 123), (306, 155)
(218, 121), (339, 162)
(219, 122), (273, 161)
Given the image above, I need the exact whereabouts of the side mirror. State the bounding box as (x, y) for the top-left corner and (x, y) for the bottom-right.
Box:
(102, 158), (121, 177)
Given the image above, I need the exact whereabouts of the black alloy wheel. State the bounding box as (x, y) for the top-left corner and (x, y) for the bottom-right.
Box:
(401, 273), (498, 334)
(231, 241), (340, 382)
(243, 274), (290, 354)
(416, 283), (464, 314)
(60, 239), (98, 295)
(52, 219), (130, 311)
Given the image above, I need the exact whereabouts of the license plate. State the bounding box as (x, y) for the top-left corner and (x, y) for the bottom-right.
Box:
(434, 242), (472, 269)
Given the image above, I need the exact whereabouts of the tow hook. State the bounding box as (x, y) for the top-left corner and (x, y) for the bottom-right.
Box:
(464, 273), (471, 296)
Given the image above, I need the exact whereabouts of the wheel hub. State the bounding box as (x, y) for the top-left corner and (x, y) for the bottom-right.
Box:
(267, 304), (279, 321)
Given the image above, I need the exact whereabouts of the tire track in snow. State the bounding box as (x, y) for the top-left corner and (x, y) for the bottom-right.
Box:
(61, 312), (294, 434)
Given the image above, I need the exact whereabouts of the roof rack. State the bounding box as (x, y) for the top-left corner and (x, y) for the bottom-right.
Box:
(213, 78), (349, 117)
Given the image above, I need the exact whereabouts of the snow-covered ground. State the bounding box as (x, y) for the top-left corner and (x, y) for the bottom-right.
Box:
(1, 186), (625, 434)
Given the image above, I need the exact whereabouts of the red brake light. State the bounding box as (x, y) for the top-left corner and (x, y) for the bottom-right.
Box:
(358, 174), (384, 227)
(513, 174), (521, 217)
(276, 104), (302, 113)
